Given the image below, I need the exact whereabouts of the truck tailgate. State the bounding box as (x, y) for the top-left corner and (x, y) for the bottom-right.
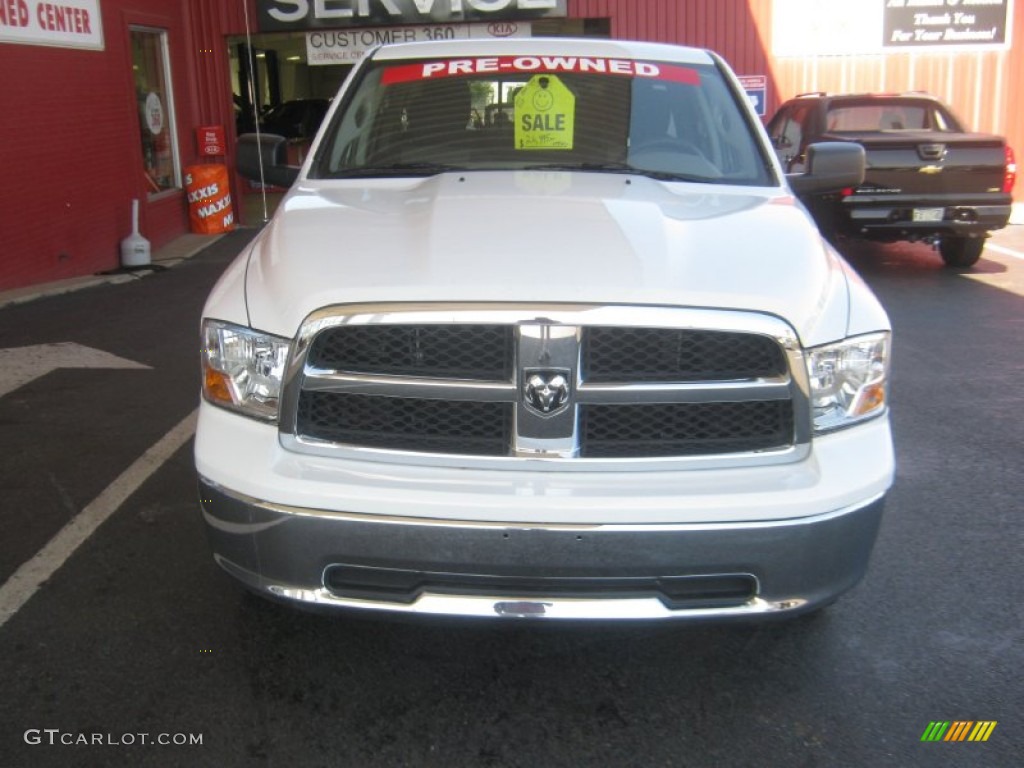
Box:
(822, 131), (1006, 195)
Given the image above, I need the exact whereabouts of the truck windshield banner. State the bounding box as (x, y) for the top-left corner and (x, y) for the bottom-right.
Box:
(259, 0), (567, 32)
(380, 57), (702, 85)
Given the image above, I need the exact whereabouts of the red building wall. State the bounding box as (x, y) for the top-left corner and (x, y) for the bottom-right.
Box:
(568, 0), (776, 91)
(0, 0), (254, 292)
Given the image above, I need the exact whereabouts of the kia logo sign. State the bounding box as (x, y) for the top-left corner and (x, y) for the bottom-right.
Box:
(488, 22), (518, 37)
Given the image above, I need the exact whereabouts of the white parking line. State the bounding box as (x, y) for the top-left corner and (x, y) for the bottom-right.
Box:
(0, 409), (198, 630)
(986, 243), (1024, 261)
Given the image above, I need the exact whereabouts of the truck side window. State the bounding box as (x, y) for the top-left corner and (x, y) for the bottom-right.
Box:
(766, 108), (789, 147)
(769, 104), (809, 172)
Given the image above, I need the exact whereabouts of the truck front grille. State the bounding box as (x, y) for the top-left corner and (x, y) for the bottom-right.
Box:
(580, 401), (794, 458)
(297, 392), (512, 456)
(308, 324), (514, 380)
(584, 327), (786, 382)
(283, 306), (807, 467)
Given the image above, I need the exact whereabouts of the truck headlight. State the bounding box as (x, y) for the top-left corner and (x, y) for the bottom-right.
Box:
(807, 332), (890, 433)
(202, 320), (291, 421)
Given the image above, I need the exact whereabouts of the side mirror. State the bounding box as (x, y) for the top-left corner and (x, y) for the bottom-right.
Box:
(237, 133), (299, 188)
(787, 142), (865, 195)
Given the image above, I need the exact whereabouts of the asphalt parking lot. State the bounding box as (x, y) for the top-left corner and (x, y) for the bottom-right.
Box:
(0, 225), (1021, 767)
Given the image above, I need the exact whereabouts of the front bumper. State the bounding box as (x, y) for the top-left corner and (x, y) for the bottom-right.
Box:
(198, 477), (885, 621)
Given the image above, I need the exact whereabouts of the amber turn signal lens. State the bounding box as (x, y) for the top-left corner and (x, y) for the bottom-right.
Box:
(852, 382), (886, 417)
(203, 366), (234, 405)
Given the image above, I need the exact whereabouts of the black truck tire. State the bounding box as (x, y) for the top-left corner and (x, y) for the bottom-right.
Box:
(939, 236), (985, 268)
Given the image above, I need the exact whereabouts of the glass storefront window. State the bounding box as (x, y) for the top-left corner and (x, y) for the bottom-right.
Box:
(131, 28), (181, 195)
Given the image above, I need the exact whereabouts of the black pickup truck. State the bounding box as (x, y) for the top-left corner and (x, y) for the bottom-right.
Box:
(767, 92), (1016, 268)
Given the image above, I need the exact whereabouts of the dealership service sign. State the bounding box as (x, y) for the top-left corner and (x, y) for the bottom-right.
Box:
(0, 0), (104, 50)
(259, 0), (566, 31)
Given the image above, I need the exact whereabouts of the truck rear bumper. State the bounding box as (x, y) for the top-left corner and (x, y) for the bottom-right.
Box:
(842, 202), (1011, 239)
(198, 478), (885, 621)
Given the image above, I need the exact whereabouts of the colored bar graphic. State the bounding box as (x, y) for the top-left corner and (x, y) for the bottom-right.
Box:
(945, 721), (973, 741)
(921, 721), (997, 742)
(969, 722), (998, 742)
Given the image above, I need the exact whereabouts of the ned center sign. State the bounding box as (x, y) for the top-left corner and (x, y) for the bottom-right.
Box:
(259, 0), (567, 31)
(0, 0), (104, 50)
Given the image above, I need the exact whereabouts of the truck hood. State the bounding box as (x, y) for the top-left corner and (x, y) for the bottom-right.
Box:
(243, 172), (852, 345)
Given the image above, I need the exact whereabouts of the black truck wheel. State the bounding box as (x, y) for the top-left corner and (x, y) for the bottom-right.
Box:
(939, 236), (985, 268)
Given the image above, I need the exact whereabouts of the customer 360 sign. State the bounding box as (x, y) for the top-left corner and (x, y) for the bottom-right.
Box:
(258, 0), (566, 31)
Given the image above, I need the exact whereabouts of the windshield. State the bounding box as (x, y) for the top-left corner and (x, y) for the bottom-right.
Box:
(311, 55), (774, 185)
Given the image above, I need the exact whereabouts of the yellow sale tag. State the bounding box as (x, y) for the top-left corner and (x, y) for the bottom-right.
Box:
(514, 74), (575, 150)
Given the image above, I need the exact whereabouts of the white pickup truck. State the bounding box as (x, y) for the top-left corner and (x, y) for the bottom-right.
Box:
(197, 38), (893, 621)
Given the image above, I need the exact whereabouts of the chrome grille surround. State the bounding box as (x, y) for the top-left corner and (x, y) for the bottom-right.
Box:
(279, 304), (811, 471)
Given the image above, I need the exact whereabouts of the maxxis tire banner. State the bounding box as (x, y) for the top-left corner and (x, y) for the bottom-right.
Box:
(185, 165), (236, 235)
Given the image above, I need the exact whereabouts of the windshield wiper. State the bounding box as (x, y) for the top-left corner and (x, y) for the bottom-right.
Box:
(521, 162), (715, 184)
(522, 161), (637, 173)
(328, 162), (463, 178)
(328, 161), (717, 184)
(632, 169), (718, 183)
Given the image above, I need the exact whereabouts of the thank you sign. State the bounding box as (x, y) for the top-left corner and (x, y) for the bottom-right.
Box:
(883, 0), (1009, 48)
